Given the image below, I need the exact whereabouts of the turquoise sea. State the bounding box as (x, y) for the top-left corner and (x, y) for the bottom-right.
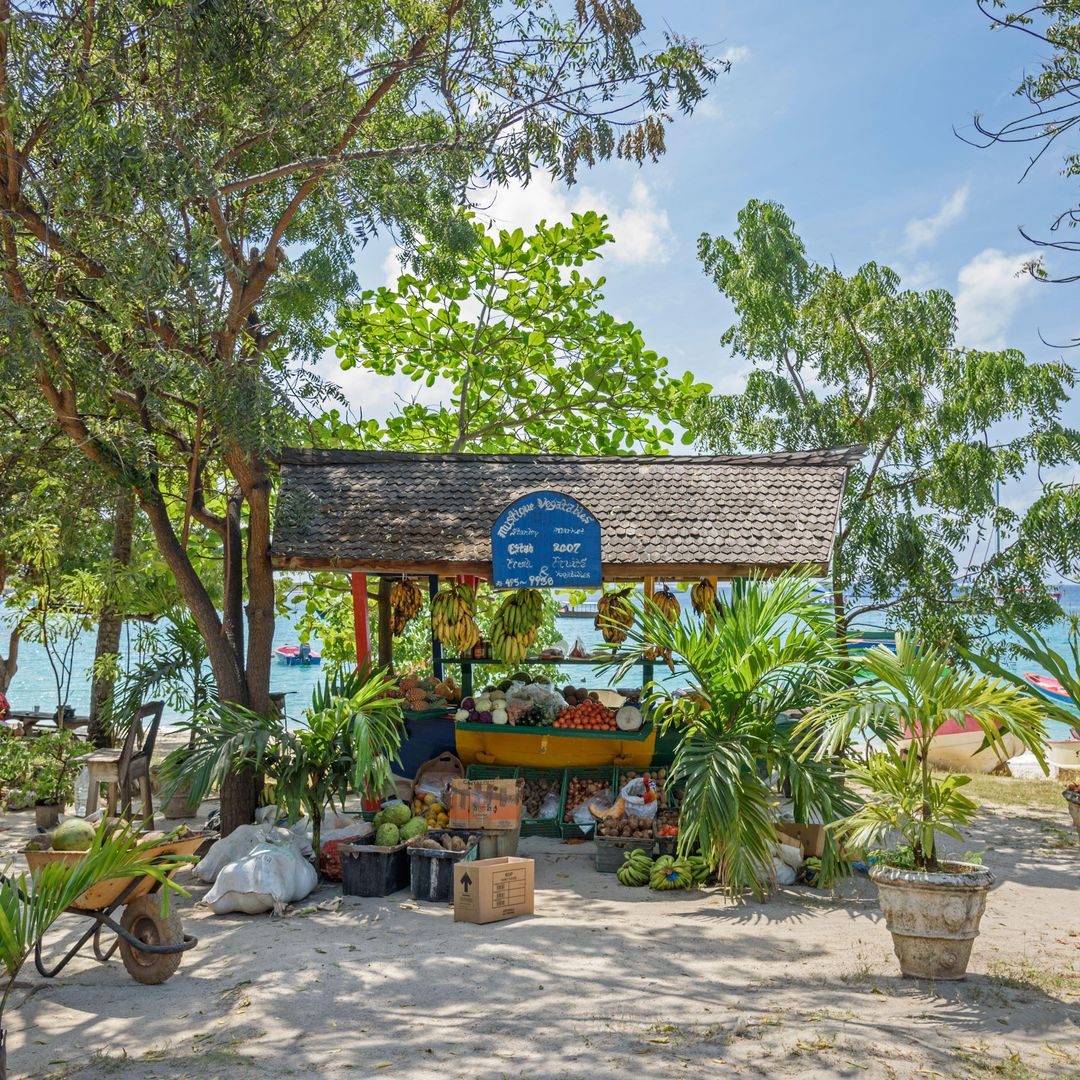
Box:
(5, 585), (1078, 740)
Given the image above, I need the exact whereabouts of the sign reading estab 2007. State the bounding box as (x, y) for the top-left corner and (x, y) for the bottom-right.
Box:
(490, 491), (602, 590)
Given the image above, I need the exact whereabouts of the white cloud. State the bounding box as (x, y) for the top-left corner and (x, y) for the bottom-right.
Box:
(902, 183), (970, 254)
(717, 45), (750, 65)
(476, 174), (673, 265)
(954, 248), (1034, 349)
(381, 245), (404, 287)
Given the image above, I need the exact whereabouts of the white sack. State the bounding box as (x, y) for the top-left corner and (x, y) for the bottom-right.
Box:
(202, 841), (317, 915)
(776, 842), (803, 870)
(194, 823), (312, 884)
(772, 856), (797, 886)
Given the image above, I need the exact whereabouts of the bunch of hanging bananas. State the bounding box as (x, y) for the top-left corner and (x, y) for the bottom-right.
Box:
(651, 585), (681, 622)
(594, 588), (634, 643)
(690, 578), (720, 627)
(389, 579), (424, 637)
(431, 582), (480, 654)
(644, 584), (680, 665)
(649, 854), (694, 891)
(490, 587), (544, 664)
(616, 849), (653, 887)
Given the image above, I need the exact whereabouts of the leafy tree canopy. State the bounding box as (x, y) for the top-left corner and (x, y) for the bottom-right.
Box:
(692, 199), (1080, 648)
(321, 212), (711, 453)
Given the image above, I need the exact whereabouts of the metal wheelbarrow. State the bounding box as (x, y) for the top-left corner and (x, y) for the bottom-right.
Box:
(21, 831), (210, 985)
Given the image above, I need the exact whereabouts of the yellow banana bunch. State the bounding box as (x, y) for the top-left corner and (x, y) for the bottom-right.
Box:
(595, 588), (634, 644)
(388, 578), (425, 637)
(490, 588), (543, 664)
(690, 578), (719, 627)
(431, 582), (479, 653)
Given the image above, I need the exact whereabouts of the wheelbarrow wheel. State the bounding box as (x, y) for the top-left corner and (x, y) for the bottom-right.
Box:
(118, 895), (184, 985)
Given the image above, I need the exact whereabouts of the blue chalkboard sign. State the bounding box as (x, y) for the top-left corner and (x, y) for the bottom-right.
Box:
(491, 491), (602, 590)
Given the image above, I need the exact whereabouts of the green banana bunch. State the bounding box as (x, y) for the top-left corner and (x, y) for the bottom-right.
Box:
(490, 588), (544, 664)
(616, 849), (653, 886)
(685, 854), (711, 885)
(649, 854), (693, 890)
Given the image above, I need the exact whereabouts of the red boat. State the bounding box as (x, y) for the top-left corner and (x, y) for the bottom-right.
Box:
(1024, 673), (1072, 705)
(275, 643), (321, 666)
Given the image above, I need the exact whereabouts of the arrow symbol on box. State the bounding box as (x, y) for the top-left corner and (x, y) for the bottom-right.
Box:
(459, 872), (472, 893)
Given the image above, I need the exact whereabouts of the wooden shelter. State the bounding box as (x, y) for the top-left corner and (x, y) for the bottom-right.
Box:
(271, 446), (862, 667)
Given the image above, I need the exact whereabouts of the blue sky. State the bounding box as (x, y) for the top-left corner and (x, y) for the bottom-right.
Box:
(326, 1), (1079, 502)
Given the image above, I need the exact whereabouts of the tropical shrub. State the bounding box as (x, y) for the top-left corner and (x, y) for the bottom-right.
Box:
(602, 570), (854, 898)
(798, 635), (1049, 869)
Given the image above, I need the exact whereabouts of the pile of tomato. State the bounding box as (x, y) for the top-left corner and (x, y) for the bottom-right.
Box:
(553, 700), (617, 730)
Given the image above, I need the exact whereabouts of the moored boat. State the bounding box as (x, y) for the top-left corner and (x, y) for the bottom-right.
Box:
(1023, 672), (1073, 705)
(898, 715), (1022, 774)
(275, 643), (321, 666)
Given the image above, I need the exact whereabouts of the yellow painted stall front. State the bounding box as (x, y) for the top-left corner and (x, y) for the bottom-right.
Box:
(454, 721), (656, 769)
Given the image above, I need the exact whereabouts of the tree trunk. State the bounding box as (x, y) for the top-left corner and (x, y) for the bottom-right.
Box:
(88, 489), (135, 747)
(220, 766), (262, 838)
(0, 625), (18, 697)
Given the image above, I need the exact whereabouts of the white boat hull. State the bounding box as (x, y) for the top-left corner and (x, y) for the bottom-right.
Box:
(1047, 740), (1080, 768)
(899, 731), (1023, 774)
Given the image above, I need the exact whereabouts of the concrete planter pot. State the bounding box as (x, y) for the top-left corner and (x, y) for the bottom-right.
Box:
(870, 861), (994, 980)
(1065, 789), (1080, 842)
(34, 801), (64, 831)
(164, 779), (198, 820)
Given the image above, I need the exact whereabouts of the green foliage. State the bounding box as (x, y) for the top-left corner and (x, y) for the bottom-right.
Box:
(0, 823), (191, 1029)
(0, 731), (91, 809)
(799, 635), (1050, 869)
(691, 199), (1080, 648)
(323, 213), (711, 454)
(162, 666), (404, 859)
(601, 569), (854, 898)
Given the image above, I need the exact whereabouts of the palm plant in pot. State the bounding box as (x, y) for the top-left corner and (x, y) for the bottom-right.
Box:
(798, 634), (1049, 979)
(161, 665), (403, 865)
(600, 569), (854, 898)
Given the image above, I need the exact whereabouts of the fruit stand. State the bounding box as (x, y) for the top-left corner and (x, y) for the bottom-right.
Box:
(271, 447), (861, 777)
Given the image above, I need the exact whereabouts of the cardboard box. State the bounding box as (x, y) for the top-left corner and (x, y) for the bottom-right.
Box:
(454, 856), (534, 924)
(778, 823), (826, 858)
(448, 778), (523, 830)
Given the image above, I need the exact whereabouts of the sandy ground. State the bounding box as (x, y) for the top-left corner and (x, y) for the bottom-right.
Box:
(1, 794), (1078, 1080)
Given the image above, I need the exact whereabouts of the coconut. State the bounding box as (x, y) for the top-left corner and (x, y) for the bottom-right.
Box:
(51, 818), (96, 852)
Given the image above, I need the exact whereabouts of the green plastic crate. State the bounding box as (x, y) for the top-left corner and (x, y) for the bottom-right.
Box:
(560, 766), (616, 840)
(464, 765), (520, 781)
(517, 767), (564, 838)
(615, 764), (680, 811)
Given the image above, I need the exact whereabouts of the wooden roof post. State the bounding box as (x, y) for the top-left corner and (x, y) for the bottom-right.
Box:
(351, 573), (371, 670)
(429, 575), (443, 681)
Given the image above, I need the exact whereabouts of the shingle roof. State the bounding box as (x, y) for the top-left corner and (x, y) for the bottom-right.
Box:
(271, 447), (863, 576)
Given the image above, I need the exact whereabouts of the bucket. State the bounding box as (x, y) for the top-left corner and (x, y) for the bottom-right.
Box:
(477, 824), (521, 860)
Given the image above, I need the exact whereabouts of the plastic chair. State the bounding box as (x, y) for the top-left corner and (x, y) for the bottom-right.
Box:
(80, 702), (164, 826)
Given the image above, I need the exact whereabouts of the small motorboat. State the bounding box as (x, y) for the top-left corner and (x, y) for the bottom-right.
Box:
(1023, 672), (1073, 705)
(275, 643), (321, 666)
(847, 630), (897, 655)
(898, 715), (1022, 774)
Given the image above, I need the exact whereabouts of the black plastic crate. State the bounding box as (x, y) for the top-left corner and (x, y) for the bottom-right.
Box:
(340, 841), (410, 897)
(595, 835), (655, 873)
(408, 830), (480, 903)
